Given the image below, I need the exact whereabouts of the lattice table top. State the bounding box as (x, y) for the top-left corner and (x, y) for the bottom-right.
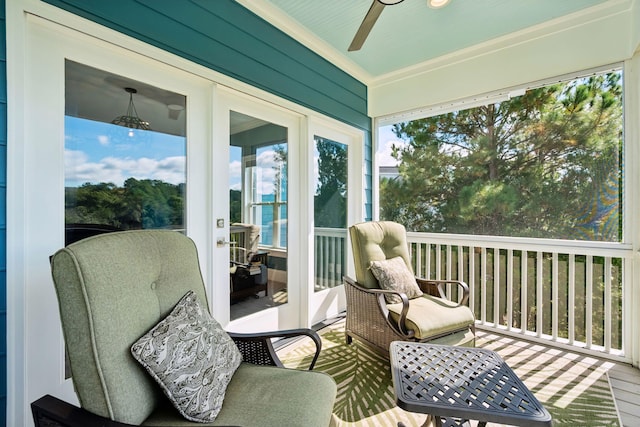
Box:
(390, 342), (553, 427)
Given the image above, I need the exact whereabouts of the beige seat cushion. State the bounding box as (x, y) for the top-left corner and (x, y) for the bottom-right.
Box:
(387, 294), (475, 340)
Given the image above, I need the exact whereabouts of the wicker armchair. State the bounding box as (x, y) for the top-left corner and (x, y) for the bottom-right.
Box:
(345, 221), (475, 355)
(33, 230), (336, 427)
(230, 223), (269, 301)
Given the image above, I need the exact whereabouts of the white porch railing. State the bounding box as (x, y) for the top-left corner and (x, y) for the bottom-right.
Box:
(313, 227), (631, 360)
(314, 227), (348, 291)
(407, 232), (631, 360)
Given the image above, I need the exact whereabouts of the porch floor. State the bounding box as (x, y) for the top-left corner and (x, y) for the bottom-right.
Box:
(608, 363), (640, 426)
(254, 304), (640, 426)
(471, 328), (639, 426)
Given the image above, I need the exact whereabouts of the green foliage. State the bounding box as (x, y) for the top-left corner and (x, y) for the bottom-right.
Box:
(314, 138), (347, 228)
(458, 181), (518, 234)
(230, 189), (242, 223)
(66, 178), (185, 230)
(381, 72), (623, 241)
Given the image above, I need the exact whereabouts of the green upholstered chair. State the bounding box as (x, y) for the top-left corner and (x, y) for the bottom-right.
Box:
(32, 230), (336, 427)
(345, 221), (475, 355)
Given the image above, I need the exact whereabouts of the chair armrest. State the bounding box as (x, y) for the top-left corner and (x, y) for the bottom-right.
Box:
(415, 277), (470, 305)
(32, 394), (134, 427)
(343, 276), (415, 339)
(230, 260), (249, 268)
(229, 328), (322, 370)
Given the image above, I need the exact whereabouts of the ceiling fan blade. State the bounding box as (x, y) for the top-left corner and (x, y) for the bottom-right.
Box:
(348, 0), (386, 52)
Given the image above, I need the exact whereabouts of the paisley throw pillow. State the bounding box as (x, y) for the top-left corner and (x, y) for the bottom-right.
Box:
(369, 256), (423, 304)
(131, 290), (242, 423)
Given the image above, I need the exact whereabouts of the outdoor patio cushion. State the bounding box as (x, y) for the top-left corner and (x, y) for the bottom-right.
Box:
(386, 294), (475, 340)
(369, 256), (423, 303)
(141, 363), (337, 426)
(346, 221), (476, 354)
(350, 221), (412, 289)
(131, 291), (243, 423)
(51, 230), (209, 424)
(49, 230), (337, 427)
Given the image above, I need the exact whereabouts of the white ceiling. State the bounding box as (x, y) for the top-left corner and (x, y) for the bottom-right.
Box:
(65, 60), (187, 136)
(239, 0), (610, 82)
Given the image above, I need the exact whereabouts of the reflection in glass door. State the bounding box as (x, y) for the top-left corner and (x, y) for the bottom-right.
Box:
(313, 136), (348, 292)
(63, 60), (187, 377)
(65, 60), (186, 245)
(229, 111), (288, 320)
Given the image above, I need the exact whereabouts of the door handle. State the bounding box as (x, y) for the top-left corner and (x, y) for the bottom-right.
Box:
(217, 238), (232, 247)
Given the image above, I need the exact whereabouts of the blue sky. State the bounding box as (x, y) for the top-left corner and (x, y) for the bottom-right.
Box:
(66, 117), (407, 189)
(376, 124), (408, 167)
(65, 116), (186, 187)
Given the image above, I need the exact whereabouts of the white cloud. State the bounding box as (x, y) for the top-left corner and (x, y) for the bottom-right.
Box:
(256, 149), (282, 195)
(376, 125), (408, 167)
(229, 160), (241, 191)
(376, 139), (408, 167)
(65, 149), (88, 165)
(257, 149), (280, 168)
(97, 135), (110, 146)
(152, 156), (188, 184)
(64, 150), (186, 186)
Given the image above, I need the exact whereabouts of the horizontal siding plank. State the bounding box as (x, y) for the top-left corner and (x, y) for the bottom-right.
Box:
(137, 1), (366, 105)
(43, 0), (370, 131)
(191, 1), (367, 98)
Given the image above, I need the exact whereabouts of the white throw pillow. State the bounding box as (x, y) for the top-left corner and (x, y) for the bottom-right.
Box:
(369, 256), (423, 304)
(131, 290), (242, 423)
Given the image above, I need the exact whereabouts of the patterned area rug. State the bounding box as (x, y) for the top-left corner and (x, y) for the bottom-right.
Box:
(278, 321), (620, 427)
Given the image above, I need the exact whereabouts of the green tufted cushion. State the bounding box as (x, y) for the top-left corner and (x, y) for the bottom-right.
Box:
(387, 294), (476, 339)
(141, 363), (338, 427)
(50, 230), (210, 425)
(349, 221), (413, 289)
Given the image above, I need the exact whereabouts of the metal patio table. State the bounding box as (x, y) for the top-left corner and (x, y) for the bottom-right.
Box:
(390, 341), (553, 427)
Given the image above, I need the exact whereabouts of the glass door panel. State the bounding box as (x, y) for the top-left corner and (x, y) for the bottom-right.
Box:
(314, 136), (348, 292)
(229, 111), (288, 320)
(21, 20), (212, 418)
(65, 60), (187, 244)
(307, 119), (363, 326)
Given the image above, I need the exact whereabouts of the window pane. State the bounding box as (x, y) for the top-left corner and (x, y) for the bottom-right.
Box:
(255, 144), (288, 249)
(314, 136), (348, 292)
(65, 61), (186, 245)
(229, 111), (288, 319)
(378, 70), (623, 242)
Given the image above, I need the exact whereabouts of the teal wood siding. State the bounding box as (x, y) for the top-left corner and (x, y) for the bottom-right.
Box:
(42, 0), (373, 220)
(42, 0), (370, 132)
(0, 0), (6, 423)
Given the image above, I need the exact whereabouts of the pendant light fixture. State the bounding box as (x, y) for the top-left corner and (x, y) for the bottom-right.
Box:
(111, 87), (151, 135)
